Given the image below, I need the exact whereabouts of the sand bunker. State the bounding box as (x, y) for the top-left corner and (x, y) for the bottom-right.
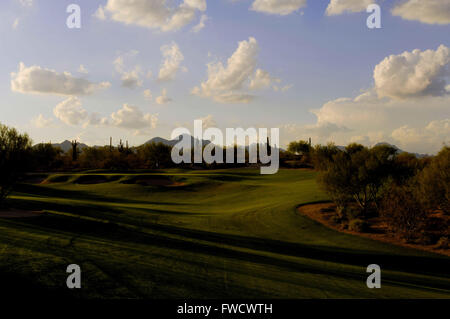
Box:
(122, 175), (184, 187)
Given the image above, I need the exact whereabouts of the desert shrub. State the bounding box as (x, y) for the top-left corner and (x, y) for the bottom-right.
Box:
(417, 146), (449, 214)
(317, 143), (398, 216)
(348, 219), (368, 232)
(380, 182), (427, 241)
(0, 124), (32, 206)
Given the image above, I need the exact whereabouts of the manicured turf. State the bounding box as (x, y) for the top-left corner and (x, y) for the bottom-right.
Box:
(1, 168), (449, 298)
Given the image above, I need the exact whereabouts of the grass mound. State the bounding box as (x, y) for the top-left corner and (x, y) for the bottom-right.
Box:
(42, 175), (71, 184)
(73, 175), (121, 185)
(121, 175), (184, 187)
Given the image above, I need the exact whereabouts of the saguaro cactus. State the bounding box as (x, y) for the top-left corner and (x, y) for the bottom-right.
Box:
(71, 140), (78, 161)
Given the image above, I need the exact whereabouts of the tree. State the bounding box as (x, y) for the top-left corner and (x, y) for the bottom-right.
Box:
(380, 182), (426, 241)
(137, 142), (173, 169)
(417, 146), (450, 214)
(312, 143), (339, 171)
(0, 124), (32, 206)
(318, 144), (397, 216)
(31, 143), (63, 171)
(288, 140), (311, 155)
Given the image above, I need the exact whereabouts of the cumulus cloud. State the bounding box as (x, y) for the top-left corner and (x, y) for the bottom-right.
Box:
(158, 42), (185, 81)
(99, 0), (206, 32)
(192, 37), (287, 103)
(251, 0), (307, 16)
(78, 65), (89, 74)
(143, 89), (153, 100)
(192, 14), (208, 32)
(249, 69), (280, 90)
(32, 114), (53, 128)
(94, 5), (107, 20)
(392, 0), (450, 25)
(114, 51), (145, 89)
(197, 114), (217, 129)
(292, 46), (450, 153)
(325, 0), (373, 16)
(121, 68), (143, 89)
(374, 45), (450, 99)
(156, 88), (172, 104)
(53, 97), (88, 125)
(392, 119), (450, 153)
(11, 63), (111, 96)
(83, 112), (109, 128)
(110, 104), (158, 134)
(194, 37), (280, 103)
(273, 84), (293, 92)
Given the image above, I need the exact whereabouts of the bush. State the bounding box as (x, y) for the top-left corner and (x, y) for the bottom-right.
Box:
(0, 124), (32, 207)
(417, 146), (449, 214)
(348, 219), (368, 232)
(380, 182), (427, 241)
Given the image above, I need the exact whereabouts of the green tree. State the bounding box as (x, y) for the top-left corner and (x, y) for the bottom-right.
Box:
(0, 124), (32, 206)
(31, 143), (63, 171)
(417, 146), (449, 214)
(137, 142), (173, 169)
(318, 144), (397, 216)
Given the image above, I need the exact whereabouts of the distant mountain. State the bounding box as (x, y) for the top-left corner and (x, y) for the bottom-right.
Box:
(51, 140), (88, 153)
(373, 142), (429, 158)
(144, 134), (211, 147)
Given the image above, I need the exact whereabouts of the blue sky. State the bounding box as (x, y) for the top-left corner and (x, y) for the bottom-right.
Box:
(1, 0), (449, 153)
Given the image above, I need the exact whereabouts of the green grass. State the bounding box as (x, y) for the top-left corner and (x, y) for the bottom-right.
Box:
(1, 168), (449, 299)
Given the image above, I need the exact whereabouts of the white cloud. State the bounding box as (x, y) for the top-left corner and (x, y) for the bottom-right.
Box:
(287, 45), (450, 153)
(273, 84), (293, 92)
(392, 119), (450, 153)
(53, 97), (88, 126)
(325, 0), (373, 16)
(392, 0), (450, 25)
(156, 88), (172, 104)
(197, 114), (217, 129)
(192, 14), (208, 32)
(83, 112), (109, 128)
(374, 45), (450, 99)
(158, 42), (185, 81)
(32, 114), (53, 128)
(113, 51), (145, 89)
(249, 69), (280, 90)
(121, 68), (143, 89)
(78, 65), (89, 74)
(193, 37), (286, 103)
(94, 5), (107, 20)
(251, 0), (307, 16)
(110, 104), (158, 133)
(192, 37), (259, 103)
(11, 63), (110, 96)
(143, 89), (153, 100)
(100, 0), (206, 32)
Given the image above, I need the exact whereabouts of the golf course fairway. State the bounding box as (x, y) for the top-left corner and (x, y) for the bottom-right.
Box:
(1, 168), (449, 298)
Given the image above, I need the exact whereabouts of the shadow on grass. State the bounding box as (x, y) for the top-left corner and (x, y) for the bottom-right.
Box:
(8, 213), (450, 294)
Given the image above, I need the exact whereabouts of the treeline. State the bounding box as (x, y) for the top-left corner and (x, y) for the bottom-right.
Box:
(292, 140), (449, 247)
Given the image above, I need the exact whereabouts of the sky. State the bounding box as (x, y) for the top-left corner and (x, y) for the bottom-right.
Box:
(0, 0), (449, 154)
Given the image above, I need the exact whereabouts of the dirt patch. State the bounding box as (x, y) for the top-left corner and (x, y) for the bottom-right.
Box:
(298, 202), (450, 257)
(0, 209), (44, 218)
